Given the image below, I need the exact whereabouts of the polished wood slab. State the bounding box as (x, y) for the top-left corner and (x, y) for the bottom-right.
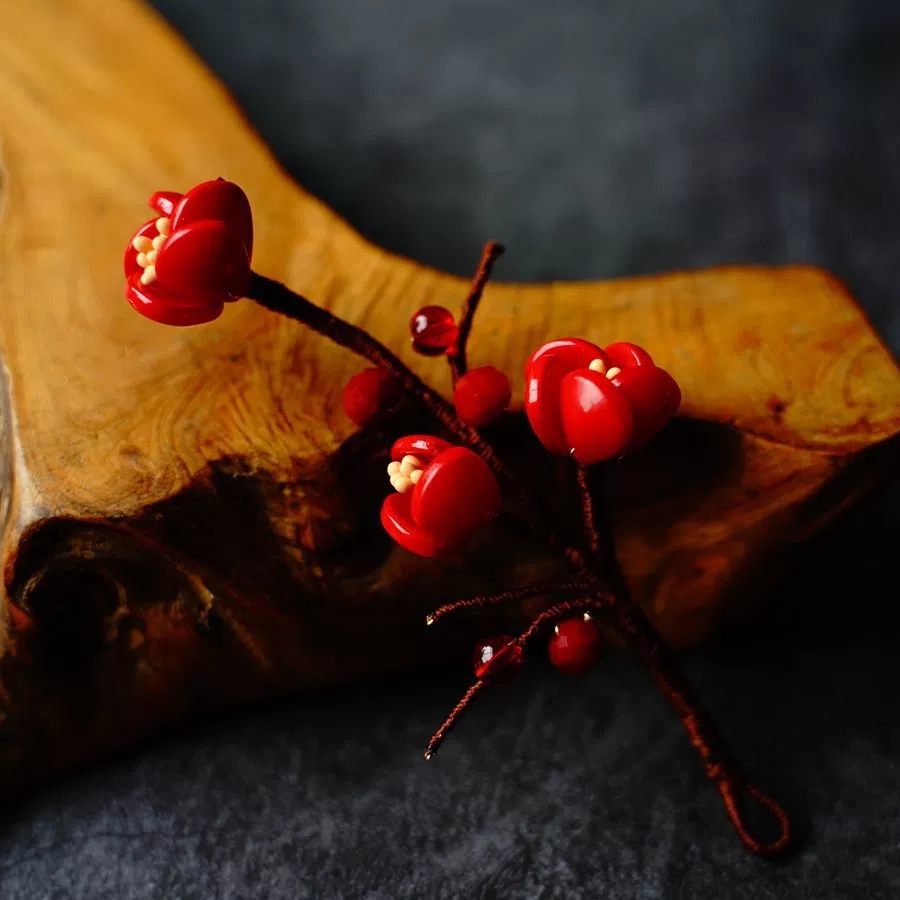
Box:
(0, 0), (898, 791)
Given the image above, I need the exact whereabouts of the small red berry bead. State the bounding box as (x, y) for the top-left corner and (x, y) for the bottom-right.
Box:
(342, 368), (402, 425)
(548, 615), (601, 675)
(410, 306), (459, 356)
(473, 635), (525, 682)
(453, 365), (512, 427)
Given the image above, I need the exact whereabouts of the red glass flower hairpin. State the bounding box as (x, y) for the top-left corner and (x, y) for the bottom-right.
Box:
(122, 180), (793, 856)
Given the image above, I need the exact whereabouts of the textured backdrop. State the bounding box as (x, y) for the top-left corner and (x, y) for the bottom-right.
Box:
(1, 1), (899, 897)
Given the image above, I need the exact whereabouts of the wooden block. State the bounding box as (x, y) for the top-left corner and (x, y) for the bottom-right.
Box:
(0, 0), (898, 791)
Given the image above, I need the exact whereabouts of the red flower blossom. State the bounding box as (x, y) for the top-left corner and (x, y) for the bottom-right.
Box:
(380, 435), (501, 558)
(123, 179), (253, 326)
(524, 338), (681, 464)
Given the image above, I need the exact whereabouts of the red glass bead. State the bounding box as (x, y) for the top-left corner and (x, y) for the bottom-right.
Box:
(452, 365), (512, 427)
(342, 368), (402, 426)
(410, 306), (459, 356)
(473, 635), (525, 682)
(548, 616), (601, 675)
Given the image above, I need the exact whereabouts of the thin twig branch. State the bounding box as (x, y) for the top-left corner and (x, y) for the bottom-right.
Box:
(426, 581), (594, 626)
(448, 241), (505, 384)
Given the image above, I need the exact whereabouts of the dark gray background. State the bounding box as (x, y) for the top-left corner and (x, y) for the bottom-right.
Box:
(2, 1), (899, 897)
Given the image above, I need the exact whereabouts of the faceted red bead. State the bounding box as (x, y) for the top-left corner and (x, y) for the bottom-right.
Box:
(410, 306), (459, 356)
(342, 368), (402, 426)
(548, 616), (601, 675)
(452, 365), (512, 427)
(473, 635), (525, 682)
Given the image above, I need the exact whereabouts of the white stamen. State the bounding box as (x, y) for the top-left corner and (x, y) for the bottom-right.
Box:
(156, 217), (171, 236)
(606, 366), (622, 380)
(409, 469), (423, 485)
(152, 234), (166, 251)
(399, 455), (423, 477)
(132, 236), (153, 252)
(145, 249), (158, 265)
(387, 461), (401, 477)
(391, 474), (413, 493)
(589, 358), (607, 374)
(140, 265), (157, 285)
(136, 252), (148, 267)
(583, 612), (592, 622)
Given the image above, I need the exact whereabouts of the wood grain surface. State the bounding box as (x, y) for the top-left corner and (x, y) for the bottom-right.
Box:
(0, 0), (898, 791)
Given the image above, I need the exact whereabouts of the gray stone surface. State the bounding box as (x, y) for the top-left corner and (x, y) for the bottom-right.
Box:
(1, 1), (899, 896)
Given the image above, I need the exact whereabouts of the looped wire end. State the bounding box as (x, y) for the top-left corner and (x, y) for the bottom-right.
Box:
(716, 777), (792, 856)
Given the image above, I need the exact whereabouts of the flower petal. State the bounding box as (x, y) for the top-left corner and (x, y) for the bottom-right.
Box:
(390, 435), (455, 465)
(171, 179), (253, 258)
(559, 369), (634, 463)
(612, 365), (681, 449)
(603, 341), (655, 369)
(380, 492), (455, 558)
(411, 446), (501, 547)
(155, 221), (251, 298)
(125, 277), (224, 327)
(525, 337), (606, 378)
(149, 191), (183, 217)
(524, 353), (571, 455)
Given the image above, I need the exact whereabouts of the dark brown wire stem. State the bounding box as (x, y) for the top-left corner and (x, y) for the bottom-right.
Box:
(448, 241), (506, 384)
(246, 269), (791, 855)
(423, 679), (489, 760)
(574, 463), (790, 854)
(574, 463), (627, 595)
(575, 464), (602, 560)
(426, 581), (595, 627)
(604, 599), (791, 854)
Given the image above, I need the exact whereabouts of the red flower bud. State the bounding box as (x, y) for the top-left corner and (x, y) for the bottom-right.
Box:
(453, 365), (512, 427)
(342, 368), (402, 426)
